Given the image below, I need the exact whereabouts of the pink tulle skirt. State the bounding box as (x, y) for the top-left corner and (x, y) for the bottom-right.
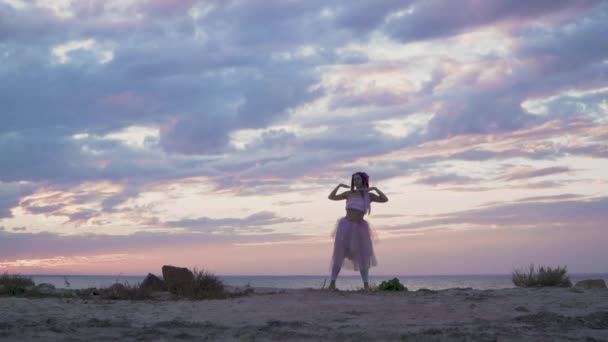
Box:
(331, 217), (377, 271)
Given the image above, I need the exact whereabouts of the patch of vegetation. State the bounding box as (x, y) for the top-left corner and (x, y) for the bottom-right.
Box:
(104, 283), (153, 300)
(75, 282), (153, 300)
(0, 273), (35, 296)
(187, 268), (227, 299)
(512, 264), (572, 288)
(377, 278), (407, 291)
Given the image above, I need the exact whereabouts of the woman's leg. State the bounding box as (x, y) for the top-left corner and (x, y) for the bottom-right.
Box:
(329, 218), (349, 290)
(360, 267), (369, 289)
(329, 263), (341, 290)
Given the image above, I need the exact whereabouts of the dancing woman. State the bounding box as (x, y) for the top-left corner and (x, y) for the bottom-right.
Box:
(327, 172), (388, 290)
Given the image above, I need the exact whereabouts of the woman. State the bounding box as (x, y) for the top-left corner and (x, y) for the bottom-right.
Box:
(327, 172), (388, 290)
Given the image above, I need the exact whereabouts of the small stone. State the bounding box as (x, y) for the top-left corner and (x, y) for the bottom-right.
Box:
(515, 306), (530, 312)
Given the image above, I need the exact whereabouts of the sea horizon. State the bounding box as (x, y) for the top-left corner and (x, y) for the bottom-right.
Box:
(23, 271), (608, 277)
(26, 272), (608, 291)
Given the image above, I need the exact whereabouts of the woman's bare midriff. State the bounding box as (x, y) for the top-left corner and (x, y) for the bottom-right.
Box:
(345, 208), (365, 222)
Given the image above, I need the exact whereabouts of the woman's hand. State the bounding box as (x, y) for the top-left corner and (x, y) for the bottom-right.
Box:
(339, 183), (350, 188)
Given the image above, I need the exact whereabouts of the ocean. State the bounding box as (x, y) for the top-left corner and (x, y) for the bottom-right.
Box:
(29, 273), (608, 291)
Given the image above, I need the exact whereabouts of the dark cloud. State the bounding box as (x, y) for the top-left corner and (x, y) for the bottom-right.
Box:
(427, 90), (537, 139)
(332, 0), (412, 35)
(384, 0), (602, 43)
(65, 209), (101, 226)
(0, 182), (36, 218)
(101, 184), (144, 212)
(518, 4), (608, 73)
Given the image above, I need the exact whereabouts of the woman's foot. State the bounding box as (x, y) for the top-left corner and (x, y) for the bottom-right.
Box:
(328, 280), (337, 291)
(363, 282), (370, 291)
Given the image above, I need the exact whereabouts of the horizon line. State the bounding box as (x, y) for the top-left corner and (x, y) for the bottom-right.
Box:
(24, 272), (608, 278)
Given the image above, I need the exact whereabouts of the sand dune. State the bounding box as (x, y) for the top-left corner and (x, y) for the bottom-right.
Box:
(1, 287), (607, 341)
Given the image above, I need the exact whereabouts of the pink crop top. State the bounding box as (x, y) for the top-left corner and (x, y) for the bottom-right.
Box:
(346, 196), (368, 213)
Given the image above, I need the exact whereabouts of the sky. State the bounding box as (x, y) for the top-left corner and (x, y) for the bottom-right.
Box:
(1, 0), (607, 276)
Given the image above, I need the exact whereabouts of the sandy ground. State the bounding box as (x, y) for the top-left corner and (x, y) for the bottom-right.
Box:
(1, 287), (607, 341)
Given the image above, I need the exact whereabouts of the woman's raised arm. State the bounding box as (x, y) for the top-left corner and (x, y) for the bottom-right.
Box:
(368, 187), (388, 203)
(328, 184), (350, 200)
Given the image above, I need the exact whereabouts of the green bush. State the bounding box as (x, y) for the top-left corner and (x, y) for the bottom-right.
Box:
(512, 264), (572, 288)
(0, 273), (35, 296)
(377, 278), (407, 291)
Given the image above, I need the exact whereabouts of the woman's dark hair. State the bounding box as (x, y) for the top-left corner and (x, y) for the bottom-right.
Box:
(351, 172), (369, 191)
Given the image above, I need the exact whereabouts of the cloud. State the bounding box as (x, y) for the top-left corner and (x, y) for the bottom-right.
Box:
(414, 173), (477, 186)
(517, 4), (608, 73)
(368, 117), (606, 169)
(0, 253), (137, 269)
(0, 181), (36, 218)
(331, 0), (411, 35)
(1, 0), (607, 256)
(514, 194), (584, 203)
(512, 180), (568, 190)
(385, 196), (608, 232)
(163, 211), (303, 232)
(500, 166), (572, 181)
(0, 229), (302, 261)
(2, 0), (604, 194)
(383, 0), (602, 43)
(426, 91), (537, 139)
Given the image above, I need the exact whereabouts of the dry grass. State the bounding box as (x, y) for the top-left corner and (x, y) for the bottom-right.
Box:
(512, 264), (572, 288)
(187, 268), (227, 299)
(75, 283), (153, 300)
(0, 273), (35, 296)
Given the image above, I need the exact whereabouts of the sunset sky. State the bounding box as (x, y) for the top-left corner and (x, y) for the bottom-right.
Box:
(1, 0), (607, 276)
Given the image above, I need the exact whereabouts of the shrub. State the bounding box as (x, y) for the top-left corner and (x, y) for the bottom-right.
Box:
(512, 264), (572, 288)
(0, 273), (35, 296)
(188, 268), (227, 299)
(102, 283), (153, 300)
(377, 278), (407, 291)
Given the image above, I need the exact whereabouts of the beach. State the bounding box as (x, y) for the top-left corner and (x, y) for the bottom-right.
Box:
(2, 287), (607, 341)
